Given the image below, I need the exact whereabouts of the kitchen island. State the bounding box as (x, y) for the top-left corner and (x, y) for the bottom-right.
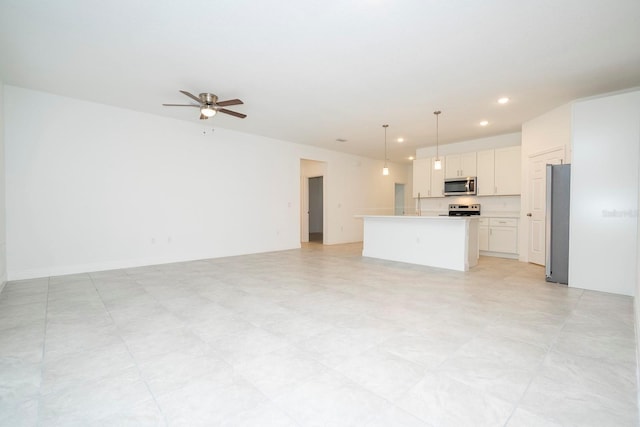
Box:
(358, 215), (479, 271)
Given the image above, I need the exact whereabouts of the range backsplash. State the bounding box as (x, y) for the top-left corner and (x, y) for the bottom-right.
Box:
(415, 195), (520, 215)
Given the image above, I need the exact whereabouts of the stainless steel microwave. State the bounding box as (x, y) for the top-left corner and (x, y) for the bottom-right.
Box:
(444, 177), (477, 196)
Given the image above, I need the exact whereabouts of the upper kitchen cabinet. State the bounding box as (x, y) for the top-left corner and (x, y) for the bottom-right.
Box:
(476, 146), (521, 195)
(476, 149), (495, 196)
(412, 157), (431, 198)
(495, 146), (521, 195)
(445, 152), (477, 179)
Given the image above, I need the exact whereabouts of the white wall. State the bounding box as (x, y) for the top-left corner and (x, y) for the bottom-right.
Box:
(4, 85), (409, 280)
(519, 103), (573, 261)
(0, 80), (6, 291)
(569, 89), (640, 296)
(415, 132), (521, 159)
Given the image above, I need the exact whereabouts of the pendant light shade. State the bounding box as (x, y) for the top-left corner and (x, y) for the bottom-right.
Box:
(433, 111), (442, 170)
(382, 124), (389, 176)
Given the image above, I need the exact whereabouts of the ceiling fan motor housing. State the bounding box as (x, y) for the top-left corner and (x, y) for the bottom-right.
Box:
(200, 93), (217, 105)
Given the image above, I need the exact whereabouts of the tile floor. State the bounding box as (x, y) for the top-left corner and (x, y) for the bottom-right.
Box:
(0, 242), (637, 426)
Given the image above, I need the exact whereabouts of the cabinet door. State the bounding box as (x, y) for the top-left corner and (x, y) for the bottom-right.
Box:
(460, 152), (477, 177)
(488, 226), (518, 253)
(495, 146), (521, 195)
(445, 153), (477, 178)
(412, 158), (431, 198)
(476, 150), (495, 196)
(445, 155), (461, 179)
(431, 158), (446, 197)
(479, 226), (489, 251)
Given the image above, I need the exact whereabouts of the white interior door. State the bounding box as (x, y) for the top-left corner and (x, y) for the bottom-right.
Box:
(527, 148), (564, 265)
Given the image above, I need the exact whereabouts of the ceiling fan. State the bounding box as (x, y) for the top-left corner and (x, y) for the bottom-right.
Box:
(163, 90), (246, 120)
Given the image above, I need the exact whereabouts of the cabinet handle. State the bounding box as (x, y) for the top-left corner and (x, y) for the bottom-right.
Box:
(494, 186), (497, 194)
(526, 213), (532, 217)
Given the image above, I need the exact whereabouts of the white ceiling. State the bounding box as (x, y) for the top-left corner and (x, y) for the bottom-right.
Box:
(1, 0), (639, 163)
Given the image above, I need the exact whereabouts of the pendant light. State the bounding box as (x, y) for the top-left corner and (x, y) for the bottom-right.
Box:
(433, 111), (442, 170)
(382, 124), (389, 176)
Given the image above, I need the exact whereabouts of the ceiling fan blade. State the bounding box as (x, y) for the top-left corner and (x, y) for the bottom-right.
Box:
(219, 109), (247, 119)
(180, 90), (203, 104)
(216, 99), (243, 107)
(162, 103), (200, 107)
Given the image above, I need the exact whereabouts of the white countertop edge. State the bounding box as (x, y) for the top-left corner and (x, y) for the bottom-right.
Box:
(355, 215), (478, 220)
(481, 211), (521, 218)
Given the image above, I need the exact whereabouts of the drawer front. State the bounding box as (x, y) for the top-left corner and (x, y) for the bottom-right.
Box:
(489, 218), (518, 227)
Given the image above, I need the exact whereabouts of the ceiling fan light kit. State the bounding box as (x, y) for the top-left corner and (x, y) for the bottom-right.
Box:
(200, 106), (216, 117)
(163, 90), (246, 120)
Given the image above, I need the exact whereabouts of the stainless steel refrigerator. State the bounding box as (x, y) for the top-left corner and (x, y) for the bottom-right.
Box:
(545, 164), (571, 284)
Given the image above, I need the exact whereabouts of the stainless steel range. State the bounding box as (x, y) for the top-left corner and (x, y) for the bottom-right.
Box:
(448, 204), (481, 216)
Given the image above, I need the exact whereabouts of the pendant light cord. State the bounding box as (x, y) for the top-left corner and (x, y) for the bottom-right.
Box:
(434, 111), (441, 160)
(383, 124), (389, 166)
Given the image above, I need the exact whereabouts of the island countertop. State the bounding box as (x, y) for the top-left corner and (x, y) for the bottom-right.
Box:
(355, 215), (479, 220)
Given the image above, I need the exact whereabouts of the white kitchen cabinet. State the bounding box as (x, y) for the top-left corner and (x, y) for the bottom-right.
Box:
(412, 158), (431, 198)
(476, 146), (521, 196)
(412, 157), (445, 198)
(478, 218), (489, 251)
(445, 152), (477, 178)
(479, 217), (518, 257)
(430, 157), (446, 197)
(476, 149), (495, 196)
(494, 146), (521, 195)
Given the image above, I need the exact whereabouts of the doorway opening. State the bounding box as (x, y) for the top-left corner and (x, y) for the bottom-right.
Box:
(308, 176), (324, 242)
(394, 183), (405, 215)
(300, 159), (327, 244)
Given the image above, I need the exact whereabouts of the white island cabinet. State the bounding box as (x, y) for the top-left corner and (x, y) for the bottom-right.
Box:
(358, 216), (479, 271)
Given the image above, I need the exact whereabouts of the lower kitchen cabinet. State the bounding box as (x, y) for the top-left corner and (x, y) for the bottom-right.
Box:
(479, 217), (518, 258)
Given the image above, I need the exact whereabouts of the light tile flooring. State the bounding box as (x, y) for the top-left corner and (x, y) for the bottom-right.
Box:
(0, 242), (637, 426)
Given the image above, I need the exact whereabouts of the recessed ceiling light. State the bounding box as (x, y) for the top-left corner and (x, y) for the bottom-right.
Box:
(498, 97), (510, 104)
(480, 120), (489, 126)
(397, 137), (404, 143)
